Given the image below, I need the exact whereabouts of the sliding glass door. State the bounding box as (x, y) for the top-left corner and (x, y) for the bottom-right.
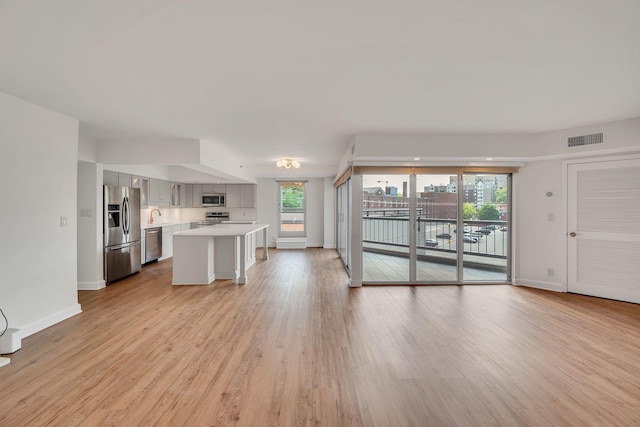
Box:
(359, 172), (511, 284)
(361, 174), (411, 282)
(461, 174), (510, 281)
(415, 174), (458, 282)
(337, 178), (351, 274)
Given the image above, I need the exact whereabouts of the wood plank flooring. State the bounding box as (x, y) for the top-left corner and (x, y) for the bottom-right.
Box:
(363, 251), (507, 282)
(1, 248), (640, 426)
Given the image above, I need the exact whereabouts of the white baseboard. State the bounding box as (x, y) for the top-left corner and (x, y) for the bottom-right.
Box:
(78, 280), (106, 290)
(515, 279), (565, 292)
(276, 237), (307, 249)
(323, 244), (337, 249)
(0, 357), (9, 368)
(17, 303), (83, 339)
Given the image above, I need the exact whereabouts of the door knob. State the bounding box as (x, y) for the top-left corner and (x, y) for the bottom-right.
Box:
(569, 232), (577, 237)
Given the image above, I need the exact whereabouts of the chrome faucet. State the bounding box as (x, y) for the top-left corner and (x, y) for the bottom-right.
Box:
(149, 208), (162, 224)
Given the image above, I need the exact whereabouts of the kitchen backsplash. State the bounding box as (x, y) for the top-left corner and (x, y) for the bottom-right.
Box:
(140, 207), (257, 226)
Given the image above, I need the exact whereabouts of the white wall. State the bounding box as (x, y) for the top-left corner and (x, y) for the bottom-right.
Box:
(352, 133), (533, 159)
(515, 117), (640, 291)
(78, 129), (98, 162)
(0, 92), (82, 338)
(256, 179), (278, 247)
(323, 177), (336, 249)
(305, 179), (324, 247)
(77, 162), (105, 290)
(338, 118), (640, 291)
(256, 178), (329, 248)
(530, 117), (640, 158)
(514, 159), (565, 291)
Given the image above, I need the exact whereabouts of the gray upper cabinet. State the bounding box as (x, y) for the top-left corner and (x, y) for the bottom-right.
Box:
(103, 170), (118, 186)
(132, 176), (150, 208)
(185, 184), (193, 208)
(103, 173), (255, 209)
(118, 173), (132, 187)
(241, 184), (256, 208)
(226, 184), (255, 208)
(225, 184), (241, 207)
(201, 184), (226, 194)
(103, 171), (132, 188)
(149, 178), (171, 206)
(191, 184), (203, 207)
(170, 183), (186, 207)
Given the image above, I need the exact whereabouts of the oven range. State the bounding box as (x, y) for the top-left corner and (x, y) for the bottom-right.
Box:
(192, 211), (229, 228)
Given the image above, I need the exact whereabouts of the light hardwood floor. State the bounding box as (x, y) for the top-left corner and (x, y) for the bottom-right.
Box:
(1, 249), (640, 426)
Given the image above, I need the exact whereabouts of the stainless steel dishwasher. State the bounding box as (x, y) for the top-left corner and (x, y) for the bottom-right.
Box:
(144, 227), (162, 264)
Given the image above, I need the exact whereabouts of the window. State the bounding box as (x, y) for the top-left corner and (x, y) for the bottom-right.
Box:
(278, 181), (306, 237)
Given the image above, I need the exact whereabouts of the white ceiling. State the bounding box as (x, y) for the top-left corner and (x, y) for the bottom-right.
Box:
(1, 0), (639, 179)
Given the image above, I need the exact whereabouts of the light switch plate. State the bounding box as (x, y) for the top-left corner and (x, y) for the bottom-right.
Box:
(60, 216), (68, 227)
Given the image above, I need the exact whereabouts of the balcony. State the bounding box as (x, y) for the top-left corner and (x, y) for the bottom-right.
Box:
(362, 214), (508, 282)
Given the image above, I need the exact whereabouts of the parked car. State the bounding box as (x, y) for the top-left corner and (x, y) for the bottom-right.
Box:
(478, 227), (492, 234)
(424, 239), (439, 247)
(435, 233), (452, 239)
(500, 226), (507, 231)
(463, 235), (478, 243)
(468, 232), (484, 239)
(453, 227), (471, 234)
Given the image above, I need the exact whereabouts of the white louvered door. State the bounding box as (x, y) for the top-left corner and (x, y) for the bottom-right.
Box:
(567, 158), (640, 303)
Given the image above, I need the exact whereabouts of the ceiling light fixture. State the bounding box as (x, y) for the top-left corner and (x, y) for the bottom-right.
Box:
(276, 159), (301, 169)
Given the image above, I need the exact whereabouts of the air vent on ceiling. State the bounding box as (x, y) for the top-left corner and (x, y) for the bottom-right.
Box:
(568, 132), (604, 148)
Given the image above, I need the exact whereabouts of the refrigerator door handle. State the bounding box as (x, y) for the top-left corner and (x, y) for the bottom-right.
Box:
(127, 196), (132, 235)
(123, 196), (129, 235)
(106, 242), (133, 251)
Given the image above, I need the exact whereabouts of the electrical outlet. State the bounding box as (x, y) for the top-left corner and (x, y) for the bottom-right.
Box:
(80, 209), (92, 217)
(547, 213), (555, 221)
(0, 328), (21, 354)
(547, 268), (555, 277)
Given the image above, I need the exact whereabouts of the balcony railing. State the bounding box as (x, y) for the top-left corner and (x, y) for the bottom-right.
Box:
(362, 215), (508, 266)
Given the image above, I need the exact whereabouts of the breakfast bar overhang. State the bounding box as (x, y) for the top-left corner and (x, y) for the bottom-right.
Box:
(172, 223), (269, 285)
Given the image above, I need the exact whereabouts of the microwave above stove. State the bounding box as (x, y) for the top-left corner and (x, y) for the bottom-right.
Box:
(202, 193), (225, 207)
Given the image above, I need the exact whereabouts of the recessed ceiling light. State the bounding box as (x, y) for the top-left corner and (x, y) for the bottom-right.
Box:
(413, 157), (421, 161)
(485, 157), (493, 161)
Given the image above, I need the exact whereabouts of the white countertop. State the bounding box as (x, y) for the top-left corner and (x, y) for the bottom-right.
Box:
(221, 220), (257, 224)
(142, 222), (191, 230)
(174, 223), (268, 237)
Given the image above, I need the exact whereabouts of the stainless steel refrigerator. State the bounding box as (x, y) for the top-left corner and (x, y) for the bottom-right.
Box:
(104, 185), (142, 283)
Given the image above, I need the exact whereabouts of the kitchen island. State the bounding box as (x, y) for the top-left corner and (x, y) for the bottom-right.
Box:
(172, 223), (269, 285)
